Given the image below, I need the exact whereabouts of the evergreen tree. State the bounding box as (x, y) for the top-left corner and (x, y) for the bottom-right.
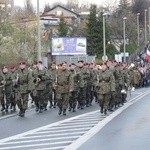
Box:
(85, 5), (114, 58)
(132, 0), (150, 25)
(43, 4), (51, 13)
(57, 18), (69, 37)
(85, 5), (101, 57)
(117, 0), (131, 17)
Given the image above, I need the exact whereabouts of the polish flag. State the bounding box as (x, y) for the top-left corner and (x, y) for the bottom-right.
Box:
(146, 45), (150, 61)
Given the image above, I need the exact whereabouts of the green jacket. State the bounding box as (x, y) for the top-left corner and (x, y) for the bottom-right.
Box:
(56, 69), (70, 94)
(18, 68), (32, 94)
(97, 69), (115, 94)
(3, 72), (13, 94)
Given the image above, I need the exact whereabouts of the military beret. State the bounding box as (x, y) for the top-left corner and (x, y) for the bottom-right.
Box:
(10, 64), (15, 69)
(71, 63), (76, 66)
(78, 60), (84, 63)
(38, 61), (43, 64)
(19, 60), (26, 65)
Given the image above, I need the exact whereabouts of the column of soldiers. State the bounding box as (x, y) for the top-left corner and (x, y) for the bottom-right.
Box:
(0, 59), (145, 117)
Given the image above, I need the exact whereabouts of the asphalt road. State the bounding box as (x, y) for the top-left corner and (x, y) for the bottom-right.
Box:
(79, 89), (150, 150)
(0, 87), (149, 150)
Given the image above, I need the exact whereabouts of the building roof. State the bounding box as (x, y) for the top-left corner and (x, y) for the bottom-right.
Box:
(45, 4), (80, 17)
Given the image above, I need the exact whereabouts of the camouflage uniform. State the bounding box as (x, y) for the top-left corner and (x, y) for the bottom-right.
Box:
(121, 67), (130, 104)
(44, 69), (52, 110)
(86, 66), (94, 106)
(0, 72), (5, 111)
(30, 66), (39, 111)
(76, 66), (90, 109)
(2, 71), (13, 112)
(33, 67), (48, 112)
(69, 69), (79, 112)
(47, 67), (57, 108)
(17, 67), (32, 116)
(129, 67), (141, 88)
(97, 68), (115, 114)
(56, 68), (71, 115)
(10, 68), (19, 111)
(109, 65), (123, 109)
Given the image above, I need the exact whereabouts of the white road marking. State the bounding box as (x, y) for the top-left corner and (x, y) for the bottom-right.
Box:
(38, 127), (91, 133)
(20, 131), (84, 139)
(0, 89), (149, 150)
(64, 89), (150, 150)
(0, 136), (79, 145)
(0, 141), (72, 150)
(30, 146), (67, 150)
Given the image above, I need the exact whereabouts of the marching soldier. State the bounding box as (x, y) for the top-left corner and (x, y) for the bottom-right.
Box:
(56, 62), (71, 115)
(129, 64), (141, 89)
(10, 64), (18, 112)
(84, 63), (92, 107)
(0, 69), (5, 112)
(48, 62), (57, 108)
(30, 61), (39, 111)
(96, 63), (115, 115)
(2, 65), (13, 112)
(76, 60), (90, 109)
(69, 63), (79, 112)
(120, 62), (130, 104)
(33, 61), (48, 113)
(17, 61), (32, 117)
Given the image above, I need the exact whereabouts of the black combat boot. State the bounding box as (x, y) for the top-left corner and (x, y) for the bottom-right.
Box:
(49, 101), (53, 108)
(73, 107), (76, 112)
(13, 105), (16, 112)
(63, 109), (66, 115)
(104, 109), (107, 115)
(58, 107), (62, 115)
(1, 105), (5, 112)
(53, 102), (56, 108)
(20, 109), (25, 117)
(68, 104), (72, 111)
(5, 105), (9, 113)
(39, 106), (43, 113)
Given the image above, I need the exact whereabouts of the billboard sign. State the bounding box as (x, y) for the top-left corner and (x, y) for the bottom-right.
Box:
(52, 37), (87, 55)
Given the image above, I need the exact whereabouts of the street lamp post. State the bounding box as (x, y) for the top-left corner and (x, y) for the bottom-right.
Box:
(144, 9), (147, 46)
(103, 13), (107, 61)
(137, 13), (140, 47)
(37, 0), (42, 61)
(123, 17), (127, 62)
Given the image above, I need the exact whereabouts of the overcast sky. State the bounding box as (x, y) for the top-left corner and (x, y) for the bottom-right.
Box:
(14, 0), (119, 10)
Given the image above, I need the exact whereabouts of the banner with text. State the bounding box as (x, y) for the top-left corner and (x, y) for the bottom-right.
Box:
(52, 37), (87, 55)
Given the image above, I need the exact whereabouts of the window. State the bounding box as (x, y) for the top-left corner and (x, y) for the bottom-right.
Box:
(56, 11), (63, 16)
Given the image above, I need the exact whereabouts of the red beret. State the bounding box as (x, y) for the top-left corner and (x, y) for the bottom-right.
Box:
(19, 60), (26, 65)
(71, 63), (76, 66)
(38, 61), (42, 64)
(78, 60), (84, 63)
(10, 64), (15, 69)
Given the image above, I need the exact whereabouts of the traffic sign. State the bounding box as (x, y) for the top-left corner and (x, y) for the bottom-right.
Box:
(102, 55), (108, 61)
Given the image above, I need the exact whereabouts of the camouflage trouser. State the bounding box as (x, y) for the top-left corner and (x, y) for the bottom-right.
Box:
(44, 87), (52, 107)
(49, 89), (57, 105)
(97, 94), (110, 110)
(10, 91), (18, 107)
(0, 89), (4, 107)
(85, 85), (92, 106)
(78, 87), (86, 107)
(57, 93), (69, 110)
(1, 93), (11, 108)
(17, 93), (29, 110)
(69, 91), (78, 109)
(36, 90), (45, 108)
